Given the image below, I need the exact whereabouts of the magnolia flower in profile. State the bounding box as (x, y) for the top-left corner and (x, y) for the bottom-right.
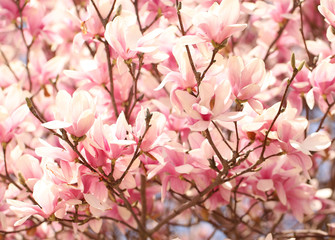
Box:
(227, 56), (266, 113)
(0, 84), (29, 143)
(227, 56), (266, 100)
(310, 59), (335, 113)
(42, 90), (95, 137)
(319, 0), (335, 41)
(104, 14), (163, 60)
(192, 0), (247, 46)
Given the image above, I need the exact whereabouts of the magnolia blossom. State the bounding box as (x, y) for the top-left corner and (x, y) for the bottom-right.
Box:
(105, 15), (163, 60)
(175, 79), (244, 131)
(42, 90), (95, 137)
(310, 59), (335, 113)
(227, 56), (266, 112)
(0, 84), (29, 143)
(192, 0), (247, 45)
(319, 0), (335, 41)
(1, 0), (335, 238)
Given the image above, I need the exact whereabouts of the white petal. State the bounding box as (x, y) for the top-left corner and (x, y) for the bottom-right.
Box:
(302, 132), (331, 152)
(41, 120), (72, 129)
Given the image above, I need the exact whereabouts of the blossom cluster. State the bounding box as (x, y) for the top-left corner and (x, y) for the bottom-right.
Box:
(0, 0), (335, 239)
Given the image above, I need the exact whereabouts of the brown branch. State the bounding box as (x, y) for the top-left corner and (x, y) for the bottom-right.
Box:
(203, 129), (230, 175)
(133, 0), (143, 33)
(114, 109), (152, 184)
(103, 40), (119, 118)
(257, 64), (301, 164)
(274, 229), (335, 239)
(72, 0), (96, 57)
(126, 53), (144, 119)
(317, 101), (335, 132)
(298, 1), (316, 70)
(0, 220), (46, 235)
(148, 171), (225, 234)
(140, 173), (147, 232)
(15, 0), (34, 92)
(175, 0), (201, 89)
(115, 186), (152, 240)
(263, 1), (298, 62)
(200, 48), (219, 80)
(0, 48), (20, 82)
(90, 1), (119, 118)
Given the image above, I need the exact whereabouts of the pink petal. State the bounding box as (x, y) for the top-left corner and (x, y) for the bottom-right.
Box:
(75, 109), (95, 137)
(175, 164), (194, 174)
(13, 215), (33, 227)
(302, 132), (331, 152)
(84, 194), (109, 211)
(257, 179), (274, 191)
(216, 111), (245, 122)
(175, 90), (201, 119)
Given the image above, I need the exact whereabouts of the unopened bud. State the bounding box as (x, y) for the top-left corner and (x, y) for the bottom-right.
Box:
(291, 53), (296, 70)
(297, 60), (305, 71)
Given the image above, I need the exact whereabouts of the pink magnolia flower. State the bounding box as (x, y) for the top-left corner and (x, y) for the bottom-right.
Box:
(319, 0), (335, 41)
(227, 56), (266, 112)
(72, 0), (105, 49)
(270, 0), (294, 23)
(147, 149), (194, 201)
(288, 66), (314, 113)
(84, 112), (135, 163)
(310, 59), (335, 113)
(276, 178), (315, 222)
(64, 47), (110, 86)
(13, 154), (43, 189)
(276, 118), (331, 178)
(310, 59), (335, 96)
(0, 84), (29, 143)
(42, 90), (95, 137)
(139, 0), (176, 23)
(30, 49), (67, 87)
(155, 43), (201, 110)
(7, 176), (60, 226)
(79, 171), (108, 210)
(192, 0), (247, 45)
(246, 155), (314, 222)
(175, 79), (244, 131)
(133, 108), (169, 153)
(105, 15), (163, 60)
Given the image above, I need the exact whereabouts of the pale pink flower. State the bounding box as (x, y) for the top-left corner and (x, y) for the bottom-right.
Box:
(227, 56), (266, 112)
(133, 108), (169, 152)
(84, 112), (135, 162)
(42, 90), (95, 137)
(7, 176), (60, 226)
(72, 0), (105, 49)
(277, 178), (315, 222)
(192, 0), (247, 45)
(0, 84), (29, 143)
(175, 79), (244, 131)
(13, 154), (43, 189)
(30, 49), (67, 87)
(310, 59), (335, 96)
(276, 118), (331, 178)
(105, 15), (163, 60)
(310, 59), (335, 113)
(147, 149), (194, 201)
(270, 0), (294, 23)
(319, 0), (335, 41)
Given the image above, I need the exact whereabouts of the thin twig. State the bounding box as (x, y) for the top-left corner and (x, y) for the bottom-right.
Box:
(263, 1), (298, 62)
(0, 48), (20, 82)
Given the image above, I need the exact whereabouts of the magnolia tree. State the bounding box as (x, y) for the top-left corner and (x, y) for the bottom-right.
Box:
(1, 0), (335, 239)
